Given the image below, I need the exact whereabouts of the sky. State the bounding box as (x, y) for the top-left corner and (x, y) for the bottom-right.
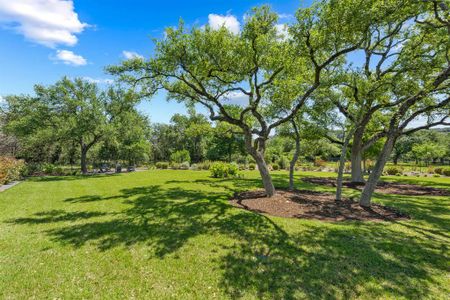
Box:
(0, 0), (306, 123)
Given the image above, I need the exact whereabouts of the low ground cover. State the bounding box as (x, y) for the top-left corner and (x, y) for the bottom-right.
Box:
(0, 170), (448, 299)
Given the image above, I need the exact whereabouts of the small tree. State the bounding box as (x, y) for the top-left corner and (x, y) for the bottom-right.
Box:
(170, 149), (191, 164)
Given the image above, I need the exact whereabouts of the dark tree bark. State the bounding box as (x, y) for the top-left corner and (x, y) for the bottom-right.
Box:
(289, 119), (301, 191)
(336, 128), (354, 201)
(80, 145), (88, 175)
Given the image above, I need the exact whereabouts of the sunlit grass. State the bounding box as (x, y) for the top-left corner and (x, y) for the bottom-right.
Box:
(0, 170), (448, 299)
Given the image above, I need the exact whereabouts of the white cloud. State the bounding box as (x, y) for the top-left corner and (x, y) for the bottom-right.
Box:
(275, 24), (289, 40)
(278, 13), (293, 20)
(221, 91), (248, 106)
(208, 14), (240, 35)
(53, 49), (87, 66)
(122, 50), (144, 60)
(0, 0), (87, 47)
(82, 77), (114, 84)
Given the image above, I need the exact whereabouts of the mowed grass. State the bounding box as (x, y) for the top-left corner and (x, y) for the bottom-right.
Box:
(0, 170), (448, 299)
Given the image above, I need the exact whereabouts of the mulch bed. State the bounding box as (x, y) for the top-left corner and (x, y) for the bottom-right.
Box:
(302, 177), (450, 196)
(230, 189), (410, 222)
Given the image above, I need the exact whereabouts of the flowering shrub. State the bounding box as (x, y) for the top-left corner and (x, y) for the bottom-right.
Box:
(0, 157), (25, 185)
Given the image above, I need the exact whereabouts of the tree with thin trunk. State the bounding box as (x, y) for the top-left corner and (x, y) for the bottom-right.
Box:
(288, 118), (301, 191)
(359, 2), (450, 206)
(108, 1), (378, 196)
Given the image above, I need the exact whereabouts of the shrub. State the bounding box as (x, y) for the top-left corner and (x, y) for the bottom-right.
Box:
(227, 163), (239, 176)
(434, 167), (443, 175)
(53, 166), (64, 175)
(198, 160), (211, 170)
(190, 164), (199, 170)
(278, 156), (290, 170)
(314, 157), (326, 167)
(0, 157), (26, 185)
(180, 161), (190, 170)
(385, 166), (403, 175)
(427, 167), (435, 174)
(170, 150), (191, 164)
(249, 163), (256, 170)
(443, 168), (450, 176)
(155, 162), (169, 169)
(433, 174), (440, 177)
(272, 163), (280, 170)
(238, 164), (247, 170)
(42, 163), (55, 174)
(210, 162), (226, 178)
(171, 163), (180, 170)
(210, 162), (239, 178)
(23, 163), (42, 176)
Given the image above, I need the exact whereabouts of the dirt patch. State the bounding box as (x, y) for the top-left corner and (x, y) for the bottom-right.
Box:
(302, 177), (450, 196)
(230, 189), (409, 222)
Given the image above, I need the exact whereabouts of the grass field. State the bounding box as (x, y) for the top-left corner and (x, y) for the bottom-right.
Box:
(0, 170), (449, 299)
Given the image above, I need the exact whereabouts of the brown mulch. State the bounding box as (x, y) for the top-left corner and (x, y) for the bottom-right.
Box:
(302, 177), (450, 196)
(230, 189), (410, 222)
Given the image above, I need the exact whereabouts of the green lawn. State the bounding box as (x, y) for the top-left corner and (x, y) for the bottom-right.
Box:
(0, 170), (448, 299)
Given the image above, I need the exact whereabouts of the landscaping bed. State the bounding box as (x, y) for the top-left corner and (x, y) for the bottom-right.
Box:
(230, 189), (410, 221)
(302, 177), (450, 196)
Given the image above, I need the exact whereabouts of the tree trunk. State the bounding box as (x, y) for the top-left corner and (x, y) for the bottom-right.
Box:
(336, 131), (352, 201)
(350, 144), (365, 183)
(289, 120), (300, 191)
(80, 147), (88, 175)
(254, 152), (276, 197)
(243, 131), (276, 197)
(350, 128), (365, 183)
(359, 135), (396, 207)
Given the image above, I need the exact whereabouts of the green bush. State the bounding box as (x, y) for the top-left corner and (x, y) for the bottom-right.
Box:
(385, 166), (403, 175)
(23, 163), (42, 176)
(42, 163), (56, 175)
(227, 163), (239, 176)
(433, 174), (440, 177)
(249, 163), (256, 170)
(210, 162), (239, 178)
(170, 150), (191, 164)
(155, 162), (169, 169)
(434, 167), (443, 175)
(443, 168), (450, 176)
(272, 163), (280, 170)
(278, 156), (290, 170)
(171, 163), (180, 169)
(0, 157), (26, 185)
(53, 166), (64, 175)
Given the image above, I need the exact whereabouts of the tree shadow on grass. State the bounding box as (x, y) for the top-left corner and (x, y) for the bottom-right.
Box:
(27, 173), (121, 182)
(7, 180), (449, 298)
(9, 210), (108, 224)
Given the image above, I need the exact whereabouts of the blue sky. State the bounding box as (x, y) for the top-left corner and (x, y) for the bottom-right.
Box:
(0, 0), (305, 123)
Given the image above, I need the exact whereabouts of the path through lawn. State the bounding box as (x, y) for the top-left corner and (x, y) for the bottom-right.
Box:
(0, 170), (448, 299)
